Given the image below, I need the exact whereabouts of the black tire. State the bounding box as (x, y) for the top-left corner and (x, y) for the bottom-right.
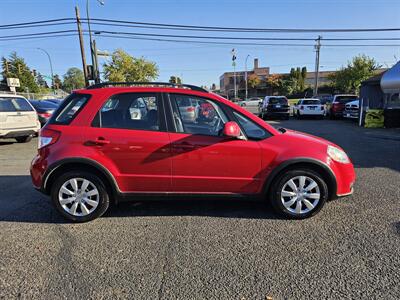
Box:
(51, 171), (110, 222)
(15, 135), (32, 143)
(269, 169), (328, 219)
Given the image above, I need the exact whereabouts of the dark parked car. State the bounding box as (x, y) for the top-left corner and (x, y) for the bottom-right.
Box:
(29, 100), (59, 126)
(45, 98), (64, 105)
(259, 96), (290, 120)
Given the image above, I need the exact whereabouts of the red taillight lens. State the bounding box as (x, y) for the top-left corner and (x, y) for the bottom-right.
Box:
(38, 112), (52, 118)
(38, 128), (60, 149)
(186, 107), (195, 112)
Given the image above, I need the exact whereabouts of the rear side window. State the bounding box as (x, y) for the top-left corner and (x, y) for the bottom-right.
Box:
(49, 93), (90, 125)
(93, 93), (163, 131)
(0, 97), (34, 112)
(335, 96), (358, 103)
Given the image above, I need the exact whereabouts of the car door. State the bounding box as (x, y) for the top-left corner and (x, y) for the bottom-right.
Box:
(84, 92), (172, 193)
(167, 93), (263, 194)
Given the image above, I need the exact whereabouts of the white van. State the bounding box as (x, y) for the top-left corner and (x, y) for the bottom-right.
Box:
(0, 94), (40, 143)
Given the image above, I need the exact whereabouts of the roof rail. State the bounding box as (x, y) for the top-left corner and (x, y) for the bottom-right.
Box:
(86, 82), (209, 93)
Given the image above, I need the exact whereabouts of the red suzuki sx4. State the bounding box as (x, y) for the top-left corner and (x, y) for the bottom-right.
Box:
(30, 83), (355, 222)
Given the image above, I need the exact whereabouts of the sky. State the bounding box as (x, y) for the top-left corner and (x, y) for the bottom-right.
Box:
(1, 0), (399, 87)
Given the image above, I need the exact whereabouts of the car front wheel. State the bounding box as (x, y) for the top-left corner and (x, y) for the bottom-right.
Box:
(51, 171), (110, 222)
(270, 169), (328, 219)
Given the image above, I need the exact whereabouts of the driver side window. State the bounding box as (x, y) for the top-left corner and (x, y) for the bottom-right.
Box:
(170, 94), (228, 136)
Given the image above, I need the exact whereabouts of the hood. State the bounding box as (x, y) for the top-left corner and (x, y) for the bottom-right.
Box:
(282, 128), (336, 147)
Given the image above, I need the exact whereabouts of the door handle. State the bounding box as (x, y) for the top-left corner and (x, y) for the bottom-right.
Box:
(172, 143), (196, 150)
(85, 137), (110, 146)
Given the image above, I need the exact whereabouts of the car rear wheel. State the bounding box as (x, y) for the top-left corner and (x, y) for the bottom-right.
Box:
(270, 169), (328, 219)
(15, 135), (32, 143)
(51, 171), (110, 222)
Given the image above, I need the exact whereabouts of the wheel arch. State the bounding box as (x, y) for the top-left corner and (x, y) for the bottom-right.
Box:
(263, 158), (337, 200)
(43, 158), (120, 202)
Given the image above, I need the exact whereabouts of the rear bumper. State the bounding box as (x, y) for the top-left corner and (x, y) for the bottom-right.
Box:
(0, 128), (38, 138)
(299, 110), (325, 116)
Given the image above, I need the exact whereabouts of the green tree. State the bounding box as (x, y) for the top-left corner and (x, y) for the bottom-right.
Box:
(103, 49), (158, 82)
(1, 52), (39, 93)
(169, 76), (182, 84)
(36, 72), (49, 88)
(329, 55), (380, 93)
(53, 74), (62, 90)
(62, 67), (85, 92)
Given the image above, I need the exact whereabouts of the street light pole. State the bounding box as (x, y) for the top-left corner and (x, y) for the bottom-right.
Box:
(313, 35), (322, 97)
(86, 0), (104, 84)
(245, 54), (250, 100)
(37, 48), (55, 94)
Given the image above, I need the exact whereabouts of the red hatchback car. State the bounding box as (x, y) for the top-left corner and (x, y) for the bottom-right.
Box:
(30, 82), (355, 222)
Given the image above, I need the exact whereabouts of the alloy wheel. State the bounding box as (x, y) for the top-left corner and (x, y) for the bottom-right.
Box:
(280, 176), (320, 215)
(58, 178), (99, 217)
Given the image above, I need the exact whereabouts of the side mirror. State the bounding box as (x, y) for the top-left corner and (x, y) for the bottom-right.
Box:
(222, 121), (241, 138)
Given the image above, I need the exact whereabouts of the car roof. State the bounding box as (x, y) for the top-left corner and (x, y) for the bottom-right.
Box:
(0, 93), (27, 99)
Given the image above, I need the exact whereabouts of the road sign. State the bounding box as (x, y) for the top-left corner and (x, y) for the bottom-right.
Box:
(6, 78), (20, 87)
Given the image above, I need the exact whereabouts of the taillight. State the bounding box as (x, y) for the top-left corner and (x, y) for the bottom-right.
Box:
(38, 112), (52, 118)
(300, 106), (304, 110)
(186, 107), (195, 112)
(38, 128), (60, 149)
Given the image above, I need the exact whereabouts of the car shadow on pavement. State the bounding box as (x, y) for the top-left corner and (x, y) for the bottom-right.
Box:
(0, 176), (280, 224)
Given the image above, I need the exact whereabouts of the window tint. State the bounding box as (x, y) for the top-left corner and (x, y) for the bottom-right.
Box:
(335, 96), (358, 103)
(96, 93), (161, 131)
(0, 97), (33, 112)
(302, 100), (321, 105)
(269, 97), (288, 105)
(171, 94), (228, 136)
(51, 94), (90, 125)
(233, 111), (269, 140)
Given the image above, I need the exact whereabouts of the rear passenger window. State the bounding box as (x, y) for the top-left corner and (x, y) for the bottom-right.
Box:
(94, 93), (162, 131)
(50, 93), (90, 125)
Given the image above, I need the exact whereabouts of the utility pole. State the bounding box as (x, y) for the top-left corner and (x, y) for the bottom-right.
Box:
(75, 6), (89, 87)
(232, 49), (237, 99)
(93, 39), (100, 83)
(313, 35), (322, 97)
(245, 54), (250, 100)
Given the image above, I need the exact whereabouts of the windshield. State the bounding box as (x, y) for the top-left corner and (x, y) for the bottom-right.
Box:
(335, 96), (358, 103)
(0, 97), (34, 112)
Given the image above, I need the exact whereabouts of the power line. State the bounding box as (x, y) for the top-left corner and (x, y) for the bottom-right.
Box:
(1, 17), (400, 33)
(89, 18), (400, 33)
(0, 18), (74, 28)
(1, 31), (399, 48)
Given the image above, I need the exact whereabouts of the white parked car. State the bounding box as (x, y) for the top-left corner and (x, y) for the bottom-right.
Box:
(0, 94), (40, 142)
(343, 100), (360, 119)
(293, 98), (325, 119)
(238, 97), (263, 114)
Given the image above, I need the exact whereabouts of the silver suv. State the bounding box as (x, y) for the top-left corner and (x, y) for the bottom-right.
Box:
(0, 94), (40, 143)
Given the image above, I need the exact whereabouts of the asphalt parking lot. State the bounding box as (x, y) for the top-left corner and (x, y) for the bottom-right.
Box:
(1, 119), (399, 300)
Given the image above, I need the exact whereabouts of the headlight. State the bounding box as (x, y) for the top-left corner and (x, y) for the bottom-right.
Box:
(327, 145), (350, 163)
